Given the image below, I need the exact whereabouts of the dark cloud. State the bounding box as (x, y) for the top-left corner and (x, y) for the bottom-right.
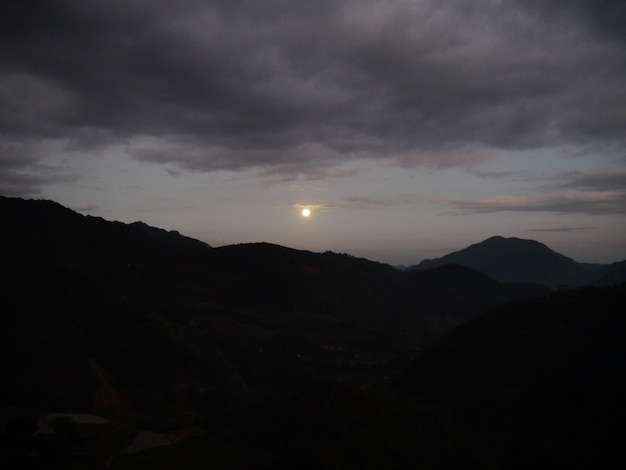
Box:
(293, 193), (415, 211)
(442, 190), (626, 215)
(0, 140), (79, 195)
(561, 169), (626, 191)
(293, 203), (335, 212)
(528, 227), (594, 233)
(1, 0), (625, 192)
(514, 0), (626, 43)
(442, 167), (626, 215)
(338, 195), (416, 209)
(0, 171), (44, 196)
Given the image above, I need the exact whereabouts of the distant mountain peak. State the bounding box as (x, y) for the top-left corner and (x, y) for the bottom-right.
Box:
(410, 236), (598, 288)
(484, 235), (506, 241)
(478, 235), (548, 248)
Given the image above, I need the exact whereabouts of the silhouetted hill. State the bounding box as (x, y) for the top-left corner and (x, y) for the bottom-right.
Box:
(408, 235), (617, 288)
(590, 260), (626, 286)
(406, 264), (549, 320)
(3, 195), (623, 468)
(409, 283), (626, 468)
(0, 197), (549, 413)
(0, 195), (211, 269)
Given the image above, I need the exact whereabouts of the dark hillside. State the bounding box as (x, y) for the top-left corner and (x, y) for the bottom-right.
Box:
(0, 196), (563, 468)
(410, 235), (597, 288)
(0, 195), (211, 269)
(0, 197), (549, 416)
(409, 283), (626, 468)
(406, 264), (549, 320)
(590, 260), (626, 286)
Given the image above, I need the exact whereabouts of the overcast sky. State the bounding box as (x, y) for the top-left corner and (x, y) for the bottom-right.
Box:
(2, 0), (625, 264)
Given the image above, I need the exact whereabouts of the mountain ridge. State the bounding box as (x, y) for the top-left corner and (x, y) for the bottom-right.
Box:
(0, 195), (549, 416)
(3, 196), (623, 289)
(409, 235), (623, 288)
(0, 195), (211, 268)
(2, 195), (623, 468)
(409, 282), (626, 468)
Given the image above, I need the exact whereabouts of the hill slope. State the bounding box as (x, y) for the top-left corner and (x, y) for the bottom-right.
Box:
(410, 235), (605, 288)
(0, 195), (211, 268)
(409, 283), (626, 468)
(4, 196), (622, 468)
(0, 196), (548, 417)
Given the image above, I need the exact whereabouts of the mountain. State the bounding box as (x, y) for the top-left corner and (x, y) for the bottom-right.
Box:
(2, 195), (621, 468)
(1, 196), (558, 468)
(0, 195), (211, 268)
(591, 260), (626, 286)
(408, 235), (618, 288)
(409, 283), (626, 468)
(0, 196), (548, 411)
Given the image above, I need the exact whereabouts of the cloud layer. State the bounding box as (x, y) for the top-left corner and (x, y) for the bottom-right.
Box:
(442, 169), (626, 214)
(443, 190), (626, 215)
(2, 0), (625, 193)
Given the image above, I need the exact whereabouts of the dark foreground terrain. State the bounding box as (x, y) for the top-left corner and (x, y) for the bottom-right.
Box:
(1, 196), (625, 468)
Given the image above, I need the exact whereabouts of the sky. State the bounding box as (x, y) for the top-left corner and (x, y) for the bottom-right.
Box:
(1, 0), (625, 265)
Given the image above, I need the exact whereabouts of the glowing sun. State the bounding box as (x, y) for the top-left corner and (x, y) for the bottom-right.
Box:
(301, 208), (311, 217)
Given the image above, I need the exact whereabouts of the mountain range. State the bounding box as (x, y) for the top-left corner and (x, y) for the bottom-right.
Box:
(1, 195), (625, 468)
(409, 235), (626, 288)
(0, 195), (550, 409)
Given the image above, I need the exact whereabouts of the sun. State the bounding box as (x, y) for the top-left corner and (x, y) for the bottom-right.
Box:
(301, 208), (311, 217)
